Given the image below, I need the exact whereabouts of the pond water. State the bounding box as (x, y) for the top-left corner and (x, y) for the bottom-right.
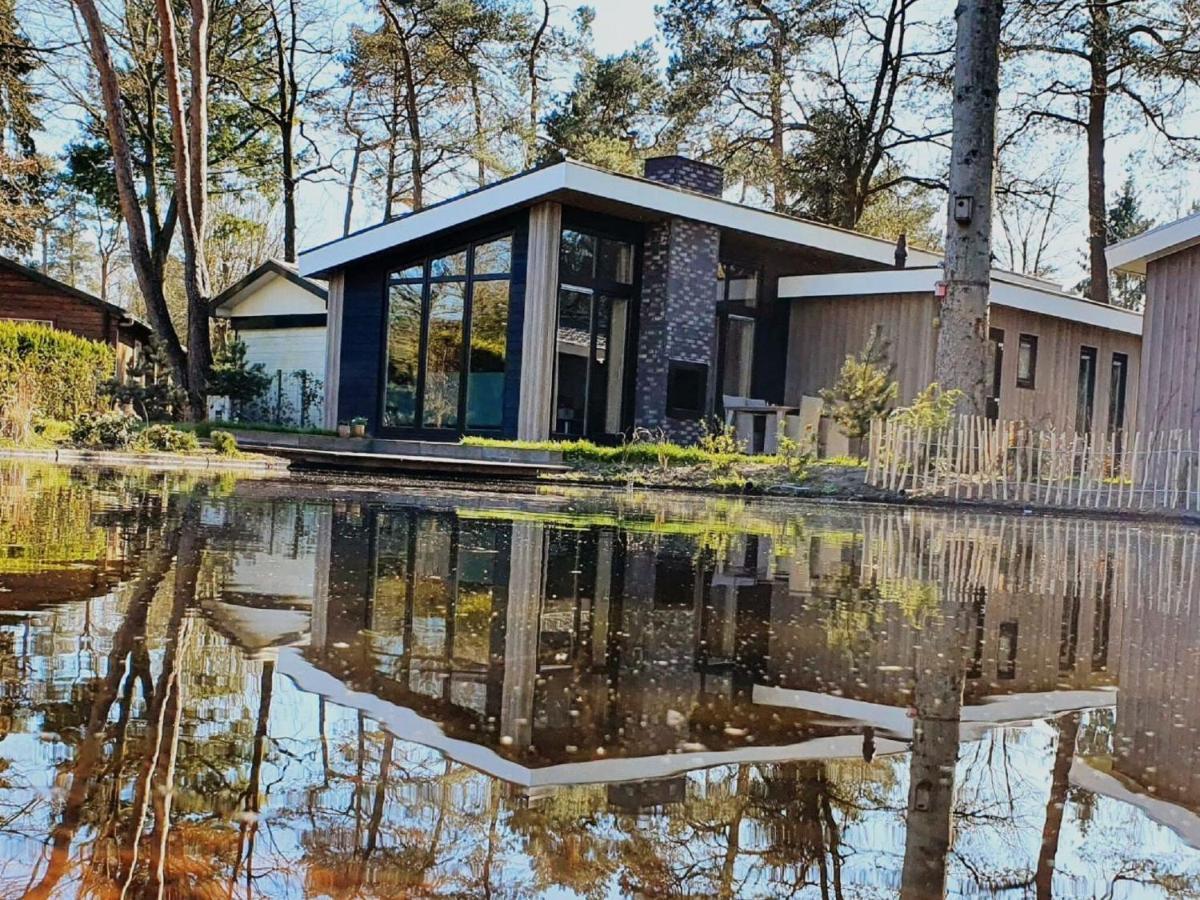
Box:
(1, 463), (1199, 898)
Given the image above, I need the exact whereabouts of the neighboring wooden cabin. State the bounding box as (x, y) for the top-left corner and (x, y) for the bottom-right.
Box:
(210, 259), (328, 424)
(0, 255), (150, 381)
(779, 268), (1143, 443)
(1109, 214), (1200, 434)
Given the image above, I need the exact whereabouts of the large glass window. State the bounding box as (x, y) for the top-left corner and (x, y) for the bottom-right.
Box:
(552, 228), (636, 437)
(383, 234), (512, 433)
(716, 263), (760, 406)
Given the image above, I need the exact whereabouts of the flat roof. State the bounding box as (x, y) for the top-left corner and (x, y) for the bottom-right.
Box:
(298, 160), (945, 278)
(778, 268), (1143, 336)
(1107, 211), (1200, 275)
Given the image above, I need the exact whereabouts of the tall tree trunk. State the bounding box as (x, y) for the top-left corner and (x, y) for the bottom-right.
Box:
(1086, 2), (1110, 305)
(1034, 713), (1081, 898)
(526, 0), (550, 167)
(344, 138), (363, 236)
(934, 0), (1004, 415)
(271, 0), (300, 262)
(70, 0), (189, 394)
(155, 0), (213, 418)
(899, 632), (966, 899)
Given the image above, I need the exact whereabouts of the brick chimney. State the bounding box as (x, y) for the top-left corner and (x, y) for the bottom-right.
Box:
(643, 155), (725, 198)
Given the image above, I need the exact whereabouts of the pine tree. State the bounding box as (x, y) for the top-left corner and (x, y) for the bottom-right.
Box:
(208, 337), (272, 420)
(820, 325), (899, 451)
(105, 337), (187, 421)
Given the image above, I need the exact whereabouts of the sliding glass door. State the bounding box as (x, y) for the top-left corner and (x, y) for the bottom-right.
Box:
(552, 229), (635, 438)
(383, 235), (512, 437)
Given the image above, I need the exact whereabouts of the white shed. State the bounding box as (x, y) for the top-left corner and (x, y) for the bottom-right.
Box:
(210, 259), (328, 425)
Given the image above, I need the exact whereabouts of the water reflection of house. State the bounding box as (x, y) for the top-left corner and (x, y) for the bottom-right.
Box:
(200, 498), (329, 657)
(299, 504), (886, 794)
(204, 493), (1200, 822)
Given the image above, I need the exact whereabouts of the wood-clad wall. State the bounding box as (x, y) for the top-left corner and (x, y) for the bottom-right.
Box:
(989, 305), (1141, 440)
(784, 292), (938, 406)
(0, 267), (116, 343)
(784, 292), (1141, 442)
(1139, 245), (1200, 433)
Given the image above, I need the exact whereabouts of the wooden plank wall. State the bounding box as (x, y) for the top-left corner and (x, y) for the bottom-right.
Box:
(784, 292), (1141, 444)
(990, 305), (1141, 442)
(784, 292), (938, 406)
(0, 268), (115, 343)
(1139, 245), (1200, 433)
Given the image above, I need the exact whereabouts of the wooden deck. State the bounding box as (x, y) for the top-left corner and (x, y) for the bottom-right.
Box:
(226, 430), (569, 479)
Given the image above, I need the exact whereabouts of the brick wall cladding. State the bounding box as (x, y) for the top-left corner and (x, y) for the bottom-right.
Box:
(643, 156), (725, 197)
(634, 217), (721, 444)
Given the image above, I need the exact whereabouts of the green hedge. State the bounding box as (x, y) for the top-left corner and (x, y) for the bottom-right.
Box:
(0, 321), (115, 419)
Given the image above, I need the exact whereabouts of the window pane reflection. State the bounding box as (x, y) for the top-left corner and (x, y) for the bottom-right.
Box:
(560, 230), (596, 284)
(473, 238), (512, 276)
(467, 281), (509, 429)
(431, 250), (468, 279)
(423, 282), (464, 429)
(384, 281), (422, 427)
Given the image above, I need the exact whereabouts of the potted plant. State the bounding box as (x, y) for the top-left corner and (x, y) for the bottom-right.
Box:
(350, 416), (367, 438)
(337, 420), (351, 438)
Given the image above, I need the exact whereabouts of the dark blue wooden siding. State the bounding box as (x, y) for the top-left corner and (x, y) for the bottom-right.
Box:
(333, 210), (532, 438)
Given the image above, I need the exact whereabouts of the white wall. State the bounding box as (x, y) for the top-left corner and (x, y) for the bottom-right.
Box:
(240, 327), (326, 378)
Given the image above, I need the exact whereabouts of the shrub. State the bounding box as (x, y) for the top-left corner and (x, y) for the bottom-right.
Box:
(209, 429), (239, 456)
(893, 382), (964, 431)
(0, 321), (114, 421)
(0, 371), (37, 443)
(776, 424), (816, 476)
(134, 423), (200, 453)
(819, 325), (899, 449)
(71, 411), (138, 449)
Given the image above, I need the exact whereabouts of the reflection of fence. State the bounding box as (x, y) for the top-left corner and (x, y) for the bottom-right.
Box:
(867, 415), (1200, 512)
(239, 369), (324, 427)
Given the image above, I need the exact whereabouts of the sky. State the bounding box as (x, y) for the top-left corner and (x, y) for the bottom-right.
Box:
(25, 0), (1200, 293)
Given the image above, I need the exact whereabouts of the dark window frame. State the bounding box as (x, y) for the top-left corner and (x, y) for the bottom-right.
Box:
(381, 232), (515, 438)
(1108, 351), (1129, 435)
(551, 226), (639, 439)
(1016, 333), (1038, 389)
(715, 261), (763, 408)
(1076, 345), (1098, 435)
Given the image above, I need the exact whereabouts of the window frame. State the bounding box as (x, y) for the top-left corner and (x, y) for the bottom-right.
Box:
(1016, 333), (1039, 390)
(550, 226), (639, 439)
(715, 261), (763, 411)
(381, 232), (514, 437)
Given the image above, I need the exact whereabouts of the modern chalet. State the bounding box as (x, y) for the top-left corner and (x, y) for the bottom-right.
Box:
(299, 157), (1142, 447)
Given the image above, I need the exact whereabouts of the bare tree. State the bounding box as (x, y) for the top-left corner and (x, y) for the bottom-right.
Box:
(1007, 1), (1200, 305)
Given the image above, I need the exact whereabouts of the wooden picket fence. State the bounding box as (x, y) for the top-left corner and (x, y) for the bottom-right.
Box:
(866, 415), (1200, 512)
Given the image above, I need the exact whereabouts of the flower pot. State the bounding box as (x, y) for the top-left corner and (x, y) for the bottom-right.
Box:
(351, 423), (366, 438)
(337, 424), (351, 438)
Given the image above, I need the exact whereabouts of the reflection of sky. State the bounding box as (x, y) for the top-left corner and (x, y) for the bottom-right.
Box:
(3, 603), (1200, 897)
(5, 483), (1200, 896)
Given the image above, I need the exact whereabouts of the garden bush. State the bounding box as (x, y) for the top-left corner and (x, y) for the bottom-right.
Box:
(134, 423), (200, 453)
(71, 411), (138, 449)
(0, 321), (114, 421)
(209, 429), (239, 456)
